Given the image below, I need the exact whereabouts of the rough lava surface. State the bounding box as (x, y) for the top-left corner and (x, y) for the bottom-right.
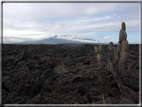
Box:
(2, 44), (140, 104)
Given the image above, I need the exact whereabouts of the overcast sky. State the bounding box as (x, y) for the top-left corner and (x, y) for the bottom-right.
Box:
(3, 3), (140, 44)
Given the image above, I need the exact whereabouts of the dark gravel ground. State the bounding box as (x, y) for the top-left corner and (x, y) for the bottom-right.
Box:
(2, 44), (140, 104)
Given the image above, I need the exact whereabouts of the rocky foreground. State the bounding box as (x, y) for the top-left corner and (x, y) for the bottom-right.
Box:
(2, 44), (140, 104)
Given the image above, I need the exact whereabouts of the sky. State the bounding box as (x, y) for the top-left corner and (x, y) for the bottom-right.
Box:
(3, 2), (140, 44)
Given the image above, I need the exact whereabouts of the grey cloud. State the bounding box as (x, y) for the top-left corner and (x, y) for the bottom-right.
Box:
(3, 3), (140, 43)
(3, 3), (139, 20)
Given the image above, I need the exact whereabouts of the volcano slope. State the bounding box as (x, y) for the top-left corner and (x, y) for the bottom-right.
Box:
(2, 44), (140, 104)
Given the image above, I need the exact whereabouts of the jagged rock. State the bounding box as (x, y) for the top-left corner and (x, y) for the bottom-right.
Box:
(4, 80), (12, 90)
(122, 70), (139, 91)
(73, 74), (84, 82)
(121, 85), (138, 103)
(54, 64), (69, 74)
(2, 76), (11, 83)
(78, 96), (87, 104)
(105, 97), (120, 104)
(63, 57), (75, 66)
(76, 85), (86, 96)
(119, 97), (134, 104)
(2, 44), (139, 104)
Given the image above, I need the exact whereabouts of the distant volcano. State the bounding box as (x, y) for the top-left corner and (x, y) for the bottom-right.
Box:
(6, 35), (108, 45)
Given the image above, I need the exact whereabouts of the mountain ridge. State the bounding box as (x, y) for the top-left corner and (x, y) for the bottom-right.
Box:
(4, 36), (110, 45)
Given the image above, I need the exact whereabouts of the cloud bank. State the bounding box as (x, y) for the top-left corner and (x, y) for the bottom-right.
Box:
(3, 3), (140, 44)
